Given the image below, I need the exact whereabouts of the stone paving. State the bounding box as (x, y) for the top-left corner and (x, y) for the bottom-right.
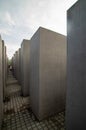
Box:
(2, 72), (65, 130)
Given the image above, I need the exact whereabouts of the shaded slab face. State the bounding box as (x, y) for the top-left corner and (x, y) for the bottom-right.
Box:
(15, 50), (20, 83)
(30, 27), (67, 120)
(2, 41), (6, 100)
(66, 0), (86, 130)
(0, 36), (3, 128)
(21, 40), (30, 96)
(18, 48), (21, 85)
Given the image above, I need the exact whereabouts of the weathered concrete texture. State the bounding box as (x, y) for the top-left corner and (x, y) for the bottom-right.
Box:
(66, 0), (86, 130)
(5, 47), (7, 85)
(0, 36), (3, 129)
(15, 51), (18, 79)
(18, 48), (21, 85)
(11, 57), (14, 74)
(13, 53), (16, 78)
(16, 50), (20, 82)
(21, 39), (30, 96)
(13, 48), (21, 85)
(2, 41), (5, 100)
(4, 46), (7, 98)
(30, 27), (67, 120)
(12, 55), (14, 75)
(2, 41), (7, 100)
(13, 54), (16, 77)
(7, 57), (9, 75)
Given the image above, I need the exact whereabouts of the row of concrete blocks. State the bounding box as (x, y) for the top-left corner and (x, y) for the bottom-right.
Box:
(12, 27), (67, 120)
(0, 36), (8, 129)
(6, 0), (86, 129)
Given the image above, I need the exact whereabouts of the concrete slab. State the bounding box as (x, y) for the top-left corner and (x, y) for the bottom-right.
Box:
(30, 27), (67, 120)
(66, 0), (86, 130)
(21, 40), (30, 96)
(15, 51), (18, 79)
(0, 36), (3, 129)
(16, 50), (20, 82)
(18, 48), (21, 85)
(13, 54), (16, 77)
(2, 41), (7, 100)
(12, 54), (15, 77)
(5, 46), (7, 84)
(14, 51), (18, 79)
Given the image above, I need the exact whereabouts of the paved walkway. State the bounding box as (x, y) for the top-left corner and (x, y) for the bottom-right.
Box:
(2, 72), (65, 130)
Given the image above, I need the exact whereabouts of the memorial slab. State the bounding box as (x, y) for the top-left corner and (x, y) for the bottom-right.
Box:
(30, 27), (67, 120)
(21, 39), (30, 96)
(66, 0), (86, 130)
(0, 36), (3, 129)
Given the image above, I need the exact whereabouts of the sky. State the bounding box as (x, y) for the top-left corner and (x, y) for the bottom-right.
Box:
(0, 0), (78, 59)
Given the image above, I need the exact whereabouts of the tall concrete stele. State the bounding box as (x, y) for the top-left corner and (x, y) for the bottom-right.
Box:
(30, 27), (66, 120)
(15, 51), (18, 79)
(21, 39), (30, 96)
(16, 50), (20, 83)
(18, 48), (21, 85)
(66, 0), (86, 130)
(0, 36), (3, 129)
(2, 40), (7, 100)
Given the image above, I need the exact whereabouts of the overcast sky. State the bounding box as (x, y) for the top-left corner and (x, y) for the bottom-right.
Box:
(0, 0), (77, 59)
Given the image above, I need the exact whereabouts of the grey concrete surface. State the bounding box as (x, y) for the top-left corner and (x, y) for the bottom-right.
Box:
(18, 48), (21, 85)
(2, 41), (5, 100)
(16, 50), (20, 82)
(14, 48), (21, 85)
(5, 47), (7, 85)
(66, 0), (86, 130)
(13, 51), (19, 80)
(13, 54), (16, 77)
(4, 46), (7, 98)
(21, 39), (30, 96)
(15, 51), (18, 79)
(13, 53), (16, 78)
(2, 41), (7, 100)
(12, 57), (14, 75)
(0, 36), (3, 129)
(30, 27), (67, 120)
